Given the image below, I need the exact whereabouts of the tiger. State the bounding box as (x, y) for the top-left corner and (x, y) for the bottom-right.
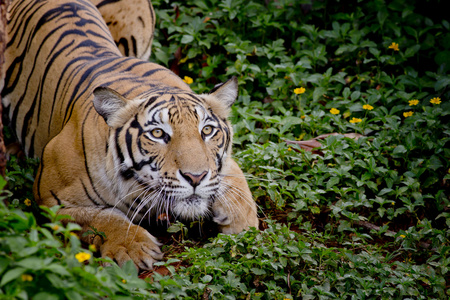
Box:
(1, 0), (258, 270)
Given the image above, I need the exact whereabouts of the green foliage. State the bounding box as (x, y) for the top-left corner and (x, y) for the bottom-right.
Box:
(5, 156), (39, 206)
(177, 223), (448, 299)
(0, 200), (198, 299)
(2, 0), (450, 298)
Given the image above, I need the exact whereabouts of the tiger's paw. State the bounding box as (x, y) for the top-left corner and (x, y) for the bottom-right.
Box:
(212, 199), (259, 234)
(99, 225), (163, 270)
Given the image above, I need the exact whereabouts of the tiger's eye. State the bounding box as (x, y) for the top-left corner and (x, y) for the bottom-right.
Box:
(151, 128), (164, 138)
(202, 125), (213, 136)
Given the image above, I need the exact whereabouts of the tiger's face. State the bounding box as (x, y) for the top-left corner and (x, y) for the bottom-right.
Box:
(93, 79), (237, 222)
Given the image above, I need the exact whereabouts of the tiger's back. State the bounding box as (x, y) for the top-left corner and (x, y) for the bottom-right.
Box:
(1, 0), (258, 270)
(2, 0), (175, 157)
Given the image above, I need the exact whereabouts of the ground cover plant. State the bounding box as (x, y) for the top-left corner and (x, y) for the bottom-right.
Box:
(1, 0), (449, 298)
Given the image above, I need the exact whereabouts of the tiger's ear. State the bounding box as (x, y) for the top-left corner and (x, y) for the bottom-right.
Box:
(209, 76), (238, 108)
(93, 87), (138, 127)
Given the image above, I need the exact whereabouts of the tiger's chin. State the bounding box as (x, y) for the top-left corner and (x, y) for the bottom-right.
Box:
(171, 195), (211, 220)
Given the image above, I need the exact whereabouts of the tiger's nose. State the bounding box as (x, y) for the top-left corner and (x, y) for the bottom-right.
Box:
(180, 171), (208, 188)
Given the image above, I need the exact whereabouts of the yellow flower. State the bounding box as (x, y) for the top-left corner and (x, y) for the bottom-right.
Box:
(287, 147), (292, 151)
(349, 117), (362, 124)
(430, 97), (441, 104)
(362, 104), (373, 110)
(408, 99), (419, 106)
(122, 279), (127, 284)
(403, 111), (414, 118)
(329, 108), (340, 115)
(182, 76), (193, 85)
(89, 244), (97, 252)
(75, 252), (91, 263)
(300, 115), (306, 119)
(400, 234), (406, 238)
(24, 199), (31, 206)
(294, 87), (306, 94)
(388, 42), (399, 51)
(21, 274), (33, 282)
(52, 225), (59, 231)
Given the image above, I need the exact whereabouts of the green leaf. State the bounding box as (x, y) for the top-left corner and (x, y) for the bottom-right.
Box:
(0, 267), (26, 286)
(326, 177), (340, 189)
(66, 290), (83, 300)
(180, 35), (194, 44)
(16, 257), (52, 270)
(378, 188), (393, 196)
(392, 145), (407, 155)
(250, 268), (266, 275)
(434, 74), (450, 90)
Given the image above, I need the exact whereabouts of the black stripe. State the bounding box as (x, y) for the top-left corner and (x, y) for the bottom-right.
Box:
(144, 97), (167, 110)
(120, 169), (135, 180)
(117, 37), (129, 56)
(28, 133), (35, 158)
(81, 107), (110, 205)
(115, 127), (124, 160)
(142, 68), (166, 77)
(131, 36), (137, 57)
(125, 128), (136, 166)
(81, 181), (102, 206)
(50, 190), (62, 205)
(35, 150), (45, 201)
(95, 0), (121, 9)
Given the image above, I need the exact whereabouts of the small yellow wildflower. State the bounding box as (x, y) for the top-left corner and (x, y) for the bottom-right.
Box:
(430, 97), (441, 104)
(89, 244), (97, 252)
(24, 199), (31, 206)
(400, 234), (406, 238)
(388, 42), (399, 51)
(294, 87), (306, 94)
(21, 274), (33, 282)
(362, 104), (374, 110)
(408, 99), (419, 106)
(182, 76), (193, 85)
(349, 117), (362, 124)
(75, 252), (91, 263)
(391, 202), (395, 205)
(122, 279), (127, 284)
(287, 147), (292, 151)
(403, 111), (414, 118)
(52, 225), (59, 231)
(300, 115), (306, 119)
(329, 108), (340, 115)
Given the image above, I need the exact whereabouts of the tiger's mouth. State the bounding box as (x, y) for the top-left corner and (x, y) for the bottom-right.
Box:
(171, 194), (211, 220)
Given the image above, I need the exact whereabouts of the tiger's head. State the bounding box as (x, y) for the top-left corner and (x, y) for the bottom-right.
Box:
(93, 77), (238, 222)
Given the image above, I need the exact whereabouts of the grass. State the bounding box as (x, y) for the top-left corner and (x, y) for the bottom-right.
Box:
(1, 0), (449, 298)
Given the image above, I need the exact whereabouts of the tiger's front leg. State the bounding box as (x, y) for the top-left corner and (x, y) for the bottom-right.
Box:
(212, 159), (259, 234)
(51, 205), (164, 270)
(34, 141), (163, 270)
